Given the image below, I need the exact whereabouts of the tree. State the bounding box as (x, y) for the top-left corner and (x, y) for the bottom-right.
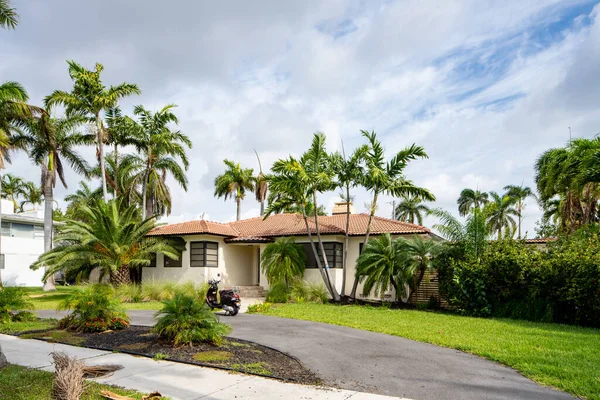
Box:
(355, 233), (414, 301)
(19, 181), (42, 212)
(31, 199), (180, 286)
(1, 173), (23, 212)
(394, 194), (430, 225)
(504, 184), (537, 239)
(214, 160), (254, 221)
(398, 236), (442, 302)
(64, 181), (101, 221)
(261, 237), (306, 286)
(105, 107), (138, 196)
(349, 130), (434, 300)
(45, 61), (140, 202)
(431, 207), (489, 259)
(0, 0), (18, 29)
(254, 150), (268, 216)
(457, 188), (489, 217)
(14, 113), (90, 291)
(485, 191), (519, 239)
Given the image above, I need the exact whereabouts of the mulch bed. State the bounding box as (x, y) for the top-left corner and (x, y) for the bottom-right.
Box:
(20, 326), (318, 385)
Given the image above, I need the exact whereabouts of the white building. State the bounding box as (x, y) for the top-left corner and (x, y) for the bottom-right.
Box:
(0, 199), (46, 287)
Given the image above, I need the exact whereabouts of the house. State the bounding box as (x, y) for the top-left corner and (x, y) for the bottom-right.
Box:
(146, 202), (438, 299)
(0, 199), (46, 286)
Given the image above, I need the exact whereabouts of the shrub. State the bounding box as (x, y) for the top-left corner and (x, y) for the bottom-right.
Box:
(246, 302), (272, 314)
(261, 237), (305, 286)
(154, 293), (231, 346)
(58, 284), (130, 332)
(265, 282), (290, 303)
(0, 286), (33, 323)
(289, 280), (328, 303)
(306, 281), (328, 303)
(115, 284), (143, 303)
(140, 280), (208, 302)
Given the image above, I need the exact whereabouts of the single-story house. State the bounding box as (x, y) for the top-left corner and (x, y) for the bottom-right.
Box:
(146, 202), (439, 299)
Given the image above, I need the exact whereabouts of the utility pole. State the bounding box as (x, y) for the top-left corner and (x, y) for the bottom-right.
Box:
(388, 200), (396, 219)
(569, 127), (572, 144)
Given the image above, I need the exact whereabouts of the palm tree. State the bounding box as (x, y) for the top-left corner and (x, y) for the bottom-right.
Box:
(254, 150), (268, 216)
(14, 113), (90, 291)
(394, 194), (430, 225)
(398, 236), (442, 302)
(45, 61), (140, 202)
(457, 188), (489, 217)
(31, 199), (180, 286)
(504, 184), (537, 239)
(105, 107), (138, 196)
(214, 160), (254, 221)
(260, 237), (306, 286)
(0, 0), (18, 29)
(64, 181), (100, 220)
(485, 192), (519, 239)
(19, 181), (42, 211)
(355, 233), (414, 301)
(1, 173), (23, 212)
(431, 208), (489, 259)
(349, 130), (435, 300)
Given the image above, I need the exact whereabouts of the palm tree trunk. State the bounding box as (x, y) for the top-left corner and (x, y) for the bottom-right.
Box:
(312, 191), (339, 301)
(0, 170), (3, 289)
(260, 199), (264, 216)
(42, 178), (55, 292)
(341, 184), (350, 297)
(114, 142), (119, 198)
(236, 197), (241, 221)
(96, 116), (109, 202)
(390, 276), (399, 302)
(350, 189), (379, 300)
(141, 150), (151, 219)
(110, 265), (131, 286)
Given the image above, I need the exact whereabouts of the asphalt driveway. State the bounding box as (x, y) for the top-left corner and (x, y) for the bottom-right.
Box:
(37, 310), (573, 400)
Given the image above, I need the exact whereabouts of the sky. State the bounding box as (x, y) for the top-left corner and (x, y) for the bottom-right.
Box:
(2, 0), (600, 237)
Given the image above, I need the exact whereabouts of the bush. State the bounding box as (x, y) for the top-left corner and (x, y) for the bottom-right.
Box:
(265, 282), (290, 303)
(154, 293), (231, 346)
(58, 284), (130, 332)
(246, 302), (272, 314)
(0, 286), (33, 323)
(139, 280), (208, 302)
(115, 284), (143, 303)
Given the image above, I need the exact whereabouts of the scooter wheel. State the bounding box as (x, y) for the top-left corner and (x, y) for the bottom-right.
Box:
(229, 307), (239, 316)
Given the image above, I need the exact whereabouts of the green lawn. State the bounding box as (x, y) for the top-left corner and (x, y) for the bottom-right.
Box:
(0, 319), (58, 334)
(260, 303), (600, 400)
(0, 364), (165, 400)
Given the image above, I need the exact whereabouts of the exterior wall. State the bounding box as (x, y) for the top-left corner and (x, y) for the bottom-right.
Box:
(1, 235), (45, 287)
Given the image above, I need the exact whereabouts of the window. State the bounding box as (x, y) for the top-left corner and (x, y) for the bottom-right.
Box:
(0, 222), (9, 236)
(0, 222), (40, 239)
(190, 241), (218, 267)
(301, 242), (343, 268)
(34, 225), (44, 239)
(164, 254), (182, 268)
(0, 254), (4, 270)
(147, 253), (157, 268)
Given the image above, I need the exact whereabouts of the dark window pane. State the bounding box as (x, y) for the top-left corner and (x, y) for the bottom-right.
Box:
(164, 255), (182, 267)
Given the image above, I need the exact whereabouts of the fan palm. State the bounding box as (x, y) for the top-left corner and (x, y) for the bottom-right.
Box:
(485, 192), (519, 239)
(1, 173), (24, 212)
(31, 199), (180, 286)
(14, 113), (91, 291)
(254, 150), (268, 216)
(214, 159), (254, 221)
(261, 237), (306, 286)
(45, 61), (140, 202)
(504, 184), (537, 238)
(457, 188), (488, 217)
(349, 130), (434, 300)
(394, 194), (430, 225)
(19, 181), (42, 212)
(0, 0), (17, 29)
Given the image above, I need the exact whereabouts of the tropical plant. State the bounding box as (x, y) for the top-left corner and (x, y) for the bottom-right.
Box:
(58, 284), (129, 332)
(104, 107), (139, 195)
(289, 280), (328, 303)
(485, 191), (519, 239)
(0, 286), (32, 323)
(457, 188), (489, 217)
(0, 0), (17, 29)
(349, 130), (434, 300)
(31, 199), (181, 286)
(14, 113), (91, 291)
(154, 293), (231, 346)
(45, 61), (140, 202)
(63, 181), (101, 220)
(254, 150), (268, 216)
(504, 184), (537, 239)
(265, 282), (290, 303)
(397, 236), (442, 302)
(261, 237), (306, 286)
(394, 194), (430, 225)
(214, 159), (254, 221)
(355, 233), (415, 301)
(431, 208), (489, 259)
(19, 181), (43, 212)
(1, 173), (23, 212)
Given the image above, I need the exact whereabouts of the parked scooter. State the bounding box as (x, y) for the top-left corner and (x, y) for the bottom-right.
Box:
(206, 274), (241, 316)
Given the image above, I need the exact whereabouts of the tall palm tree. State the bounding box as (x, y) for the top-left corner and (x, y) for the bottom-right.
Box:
(19, 181), (42, 212)
(349, 130), (434, 300)
(214, 160), (254, 221)
(14, 113), (90, 291)
(431, 207), (489, 259)
(64, 181), (101, 221)
(485, 191), (519, 239)
(45, 61), (140, 202)
(394, 194), (430, 225)
(0, 0), (17, 29)
(121, 104), (191, 219)
(1, 173), (23, 212)
(260, 237), (306, 286)
(254, 150), (268, 216)
(504, 184), (537, 239)
(31, 199), (180, 286)
(355, 233), (414, 301)
(457, 188), (488, 217)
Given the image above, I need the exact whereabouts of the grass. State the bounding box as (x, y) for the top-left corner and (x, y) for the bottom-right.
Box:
(0, 364), (164, 400)
(152, 353), (168, 361)
(0, 318), (58, 334)
(21, 329), (84, 346)
(192, 351), (233, 363)
(230, 362), (272, 376)
(260, 303), (600, 400)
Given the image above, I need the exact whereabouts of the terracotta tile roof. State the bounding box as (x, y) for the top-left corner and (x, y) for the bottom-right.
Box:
(149, 213), (430, 239)
(524, 237), (557, 244)
(224, 236), (273, 243)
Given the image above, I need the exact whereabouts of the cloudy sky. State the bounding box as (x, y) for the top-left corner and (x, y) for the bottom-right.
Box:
(3, 0), (600, 237)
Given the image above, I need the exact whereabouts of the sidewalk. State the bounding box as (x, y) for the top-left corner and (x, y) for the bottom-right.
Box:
(0, 334), (408, 400)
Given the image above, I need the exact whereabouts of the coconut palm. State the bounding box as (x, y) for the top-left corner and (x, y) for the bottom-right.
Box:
(1, 173), (24, 212)
(214, 160), (254, 221)
(261, 237), (306, 286)
(45, 61), (140, 202)
(14, 113), (90, 291)
(349, 130), (434, 300)
(355, 233), (414, 301)
(485, 191), (519, 239)
(394, 194), (430, 225)
(0, 0), (17, 29)
(31, 199), (180, 286)
(254, 150), (268, 216)
(19, 181), (42, 212)
(504, 184), (537, 239)
(398, 236), (442, 301)
(457, 188), (489, 217)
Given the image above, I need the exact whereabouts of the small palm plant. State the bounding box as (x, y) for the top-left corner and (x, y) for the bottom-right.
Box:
(154, 293), (231, 347)
(0, 286), (33, 323)
(261, 237), (306, 287)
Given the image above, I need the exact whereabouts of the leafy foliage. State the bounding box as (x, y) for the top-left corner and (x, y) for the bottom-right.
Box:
(394, 194), (431, 225)
(246, 302), (272, 314)
(261, 237), (306, 286)
(214, 159), (254, 220)
(457, 188), (488, 217)
(265, 282), (290, 303)
(0, 286), (33, 323)
(154, 293), (231, 346)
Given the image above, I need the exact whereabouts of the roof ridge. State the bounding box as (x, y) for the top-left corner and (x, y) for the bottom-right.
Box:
(369, 214), (430, 232)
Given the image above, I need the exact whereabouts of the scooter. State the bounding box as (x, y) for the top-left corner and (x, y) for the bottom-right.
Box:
(206, 274), (241, 316)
